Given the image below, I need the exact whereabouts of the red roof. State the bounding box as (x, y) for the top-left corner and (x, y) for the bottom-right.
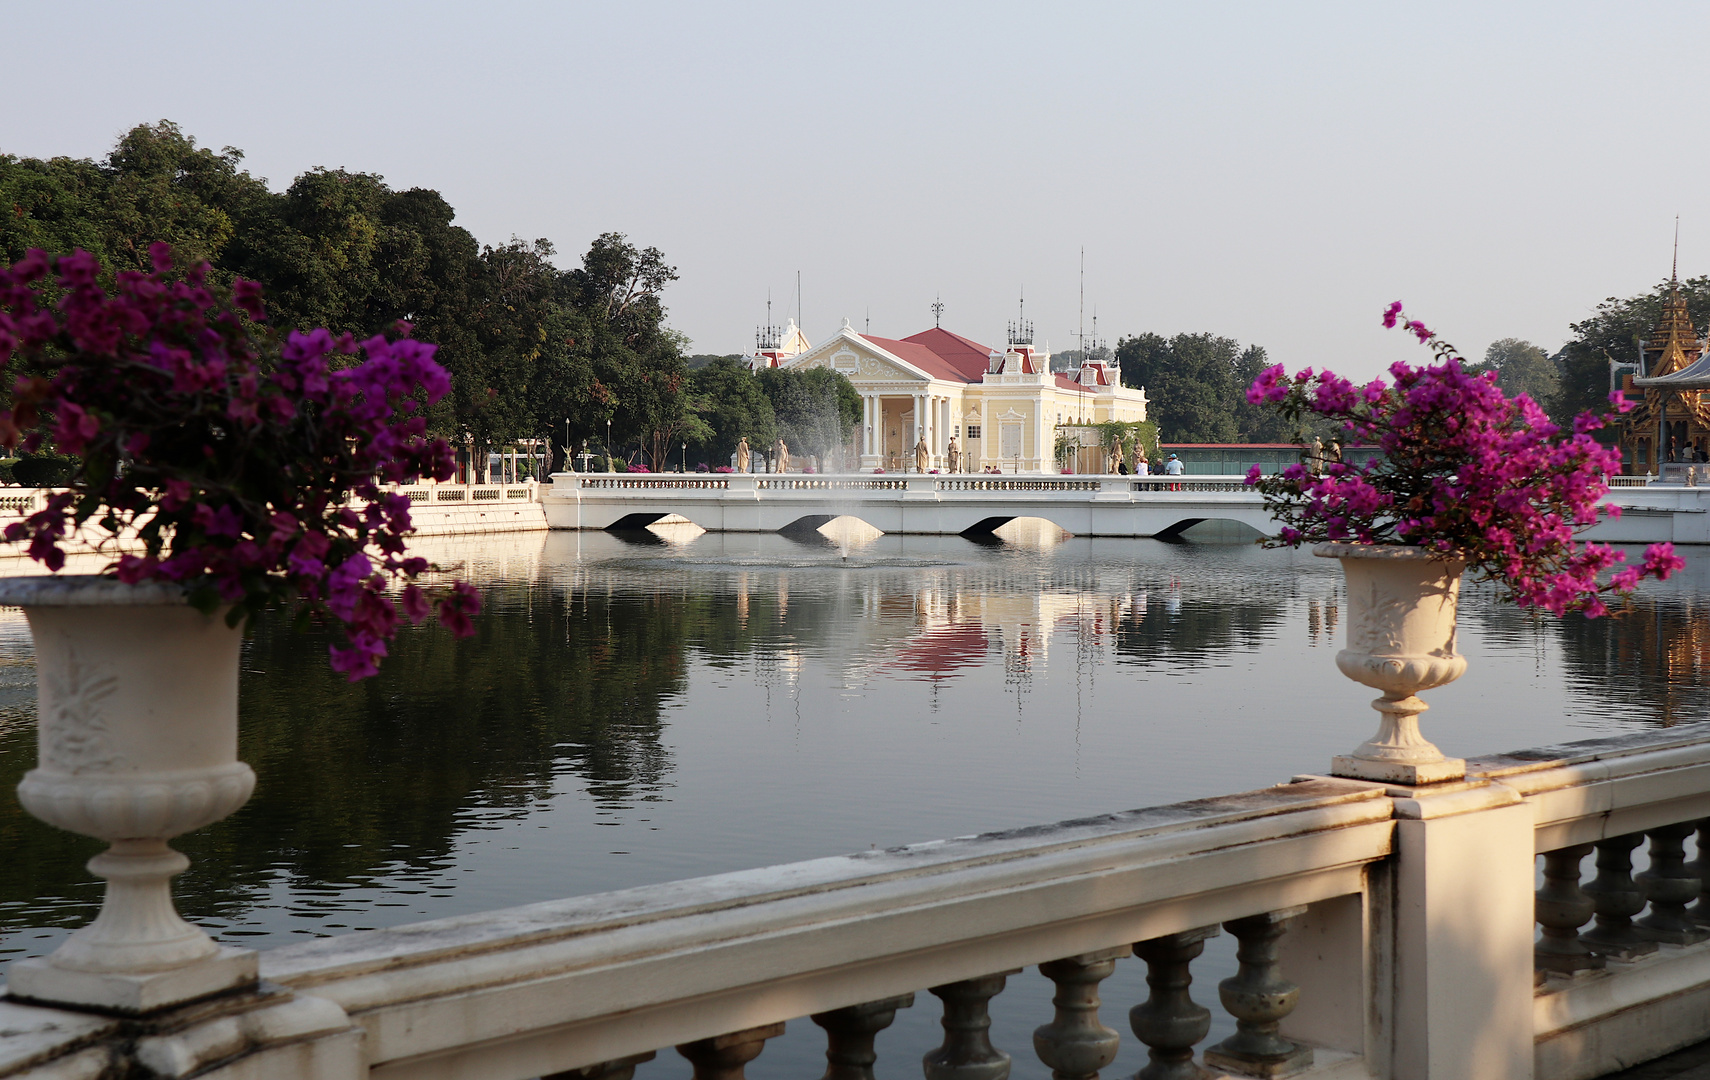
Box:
(901, 327), (995, 381)
(1053, 374), (1093, 394)
(859, 327), (999, 384)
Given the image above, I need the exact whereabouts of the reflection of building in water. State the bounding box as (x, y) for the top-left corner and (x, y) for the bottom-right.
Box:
(1556, 596), (1710, 727)
(1306, 597), (1339, 647)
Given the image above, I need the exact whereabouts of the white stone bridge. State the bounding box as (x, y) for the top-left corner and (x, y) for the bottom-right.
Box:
(543, 473), (1275, 539)
(543, 472), (1710, 544)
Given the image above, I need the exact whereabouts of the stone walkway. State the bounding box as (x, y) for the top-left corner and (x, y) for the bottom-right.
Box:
(1603, 1040), (1710, 1079)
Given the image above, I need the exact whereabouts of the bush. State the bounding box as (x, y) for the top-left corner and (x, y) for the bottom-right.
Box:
(12, 453), (75, 487)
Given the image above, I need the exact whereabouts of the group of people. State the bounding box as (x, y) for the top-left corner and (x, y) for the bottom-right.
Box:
(1665, 437), (1710, 465)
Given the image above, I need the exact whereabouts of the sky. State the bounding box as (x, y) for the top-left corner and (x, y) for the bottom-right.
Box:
(7, 1), (1710, 381)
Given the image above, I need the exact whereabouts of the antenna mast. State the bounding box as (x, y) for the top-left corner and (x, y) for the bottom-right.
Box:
(1007, 287), (1033, 347)
(1078, 247), (1085, 374)
(931, 294), (945, 328)
(756, 291), (780, 353)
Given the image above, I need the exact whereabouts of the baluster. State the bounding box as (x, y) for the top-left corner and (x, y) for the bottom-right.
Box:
(1638, 822), (1710, 945)
(1535, 845), (1605, 974)
(1581, 833), (1660, 960)
(544, 1051), (656, 1080)
(1130, 926), (1219, 1080)
(1203, 908), (1314, 1077)
(1033, 947), (1126, 1080)
(923, 970), (1019, 1080)
(811, 994), (914, 1080)
(676, 1023), (786, 1080)
(1688, 821), (1710, 925)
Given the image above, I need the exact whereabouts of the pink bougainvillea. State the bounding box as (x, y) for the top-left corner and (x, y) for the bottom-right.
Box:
(1245, 303), (1682, 616)
(0, 245), (478, 678)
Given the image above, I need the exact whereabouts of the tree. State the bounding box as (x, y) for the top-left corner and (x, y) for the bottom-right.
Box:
(756, 366), (861, 467)
(689, 358), (776, 468)
(1466, 338), (1560, 411)
(0, 126), (703, 477)
(1555, 278), (1710, 431)
(1116, 332), (1281, 443)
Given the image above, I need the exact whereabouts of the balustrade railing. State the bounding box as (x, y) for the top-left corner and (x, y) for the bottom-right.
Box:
(390, 480), (539, 504)
(578, 476), (731, 490)
(13, 721), (1710, 1078)
(1468, 726), (1710, 1079)
(1128, 477), (1250, 493)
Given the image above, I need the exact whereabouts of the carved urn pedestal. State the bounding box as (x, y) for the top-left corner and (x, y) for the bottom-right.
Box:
(1315, 544), (1469, 786)
(3, 576), (257, 1013)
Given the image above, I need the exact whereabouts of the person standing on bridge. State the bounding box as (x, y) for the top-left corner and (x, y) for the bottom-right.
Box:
(1164, 452), (1184, 491)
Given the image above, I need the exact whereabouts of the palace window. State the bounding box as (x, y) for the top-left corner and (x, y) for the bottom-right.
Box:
(967, 425), (981, 440)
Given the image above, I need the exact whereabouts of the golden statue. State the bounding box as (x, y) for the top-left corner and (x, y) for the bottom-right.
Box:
(735, 437), (750, 473)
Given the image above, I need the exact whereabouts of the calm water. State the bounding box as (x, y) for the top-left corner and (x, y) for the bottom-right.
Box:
(2, 524), (1705, 1074)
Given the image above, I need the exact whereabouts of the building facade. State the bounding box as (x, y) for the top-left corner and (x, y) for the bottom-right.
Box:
(771, 320), (1149, 473)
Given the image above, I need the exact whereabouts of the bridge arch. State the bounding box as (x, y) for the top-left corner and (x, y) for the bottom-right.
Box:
(962, 515), (1073, 545)
(1155, 517), (1269, 542)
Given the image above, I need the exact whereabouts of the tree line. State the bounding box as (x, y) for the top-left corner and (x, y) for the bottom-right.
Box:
(0, 121), (857, 476)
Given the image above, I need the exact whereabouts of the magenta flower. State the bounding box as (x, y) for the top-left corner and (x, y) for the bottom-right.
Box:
(0, 247), (479, 680)
(1244, 301), (1675, 616)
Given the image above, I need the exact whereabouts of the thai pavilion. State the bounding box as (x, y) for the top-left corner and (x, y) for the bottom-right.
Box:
(752, 318), (1150, 473)
(1623, 276), (1710, 472)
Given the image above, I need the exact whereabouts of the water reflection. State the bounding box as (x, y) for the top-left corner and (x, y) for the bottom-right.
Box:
(1, 531), (1704, 963)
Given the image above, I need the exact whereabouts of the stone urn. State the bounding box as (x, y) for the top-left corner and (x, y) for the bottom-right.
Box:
(3, 575), (257, 1013)
(1315, 543), (1469, 785)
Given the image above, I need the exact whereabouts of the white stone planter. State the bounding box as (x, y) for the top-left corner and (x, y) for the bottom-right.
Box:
(3, 575), (257, 1013)
(1315, 543), (1469, 785)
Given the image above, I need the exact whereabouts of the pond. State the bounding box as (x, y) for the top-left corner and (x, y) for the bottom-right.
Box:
(2, 523), (1703, 1073)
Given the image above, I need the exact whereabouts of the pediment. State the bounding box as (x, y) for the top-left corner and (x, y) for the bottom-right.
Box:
(785, 331), (928, 383)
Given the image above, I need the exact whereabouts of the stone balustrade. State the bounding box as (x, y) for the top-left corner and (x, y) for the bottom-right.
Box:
(12, 721), (1710, 1079)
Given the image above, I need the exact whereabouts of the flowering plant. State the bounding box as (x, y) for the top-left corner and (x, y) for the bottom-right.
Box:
(1244, 303), (1682, 616)
(0, 245), (479, 678)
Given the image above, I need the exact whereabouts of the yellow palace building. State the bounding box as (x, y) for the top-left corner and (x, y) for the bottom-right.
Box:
(757, 317), (1149, 473)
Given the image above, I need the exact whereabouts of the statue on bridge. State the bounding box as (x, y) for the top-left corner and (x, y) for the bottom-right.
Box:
(915, 436), (930, 474)
(946, 437), (959, 473)
(736, 437), (751, 473)
(773, 438), (791, 473)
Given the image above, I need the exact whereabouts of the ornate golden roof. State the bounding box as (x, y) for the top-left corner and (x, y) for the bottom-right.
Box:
(1648, 286), (1699, 378)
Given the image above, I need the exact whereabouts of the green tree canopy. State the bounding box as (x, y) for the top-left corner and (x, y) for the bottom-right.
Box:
(689, 358), (776, 467)
(756, 366), (860, 465)
(1115, 332), (1283, 443)
(2, 124), (699, 478)
(1554, 278), (1710, 430)
(1465, 338), (1561, 413)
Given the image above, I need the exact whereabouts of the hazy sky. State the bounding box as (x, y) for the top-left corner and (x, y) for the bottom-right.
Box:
(8, 2), (1710, 380)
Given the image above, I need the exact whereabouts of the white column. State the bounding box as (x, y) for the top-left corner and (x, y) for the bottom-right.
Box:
(863, 396), (874, 456)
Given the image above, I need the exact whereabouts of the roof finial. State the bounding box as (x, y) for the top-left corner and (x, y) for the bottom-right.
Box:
(1674, 215), (1681, 284)
(931, 294), (944, 329)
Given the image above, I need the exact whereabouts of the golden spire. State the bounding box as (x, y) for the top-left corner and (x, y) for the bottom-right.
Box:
(1649, 222), (1697, 377)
